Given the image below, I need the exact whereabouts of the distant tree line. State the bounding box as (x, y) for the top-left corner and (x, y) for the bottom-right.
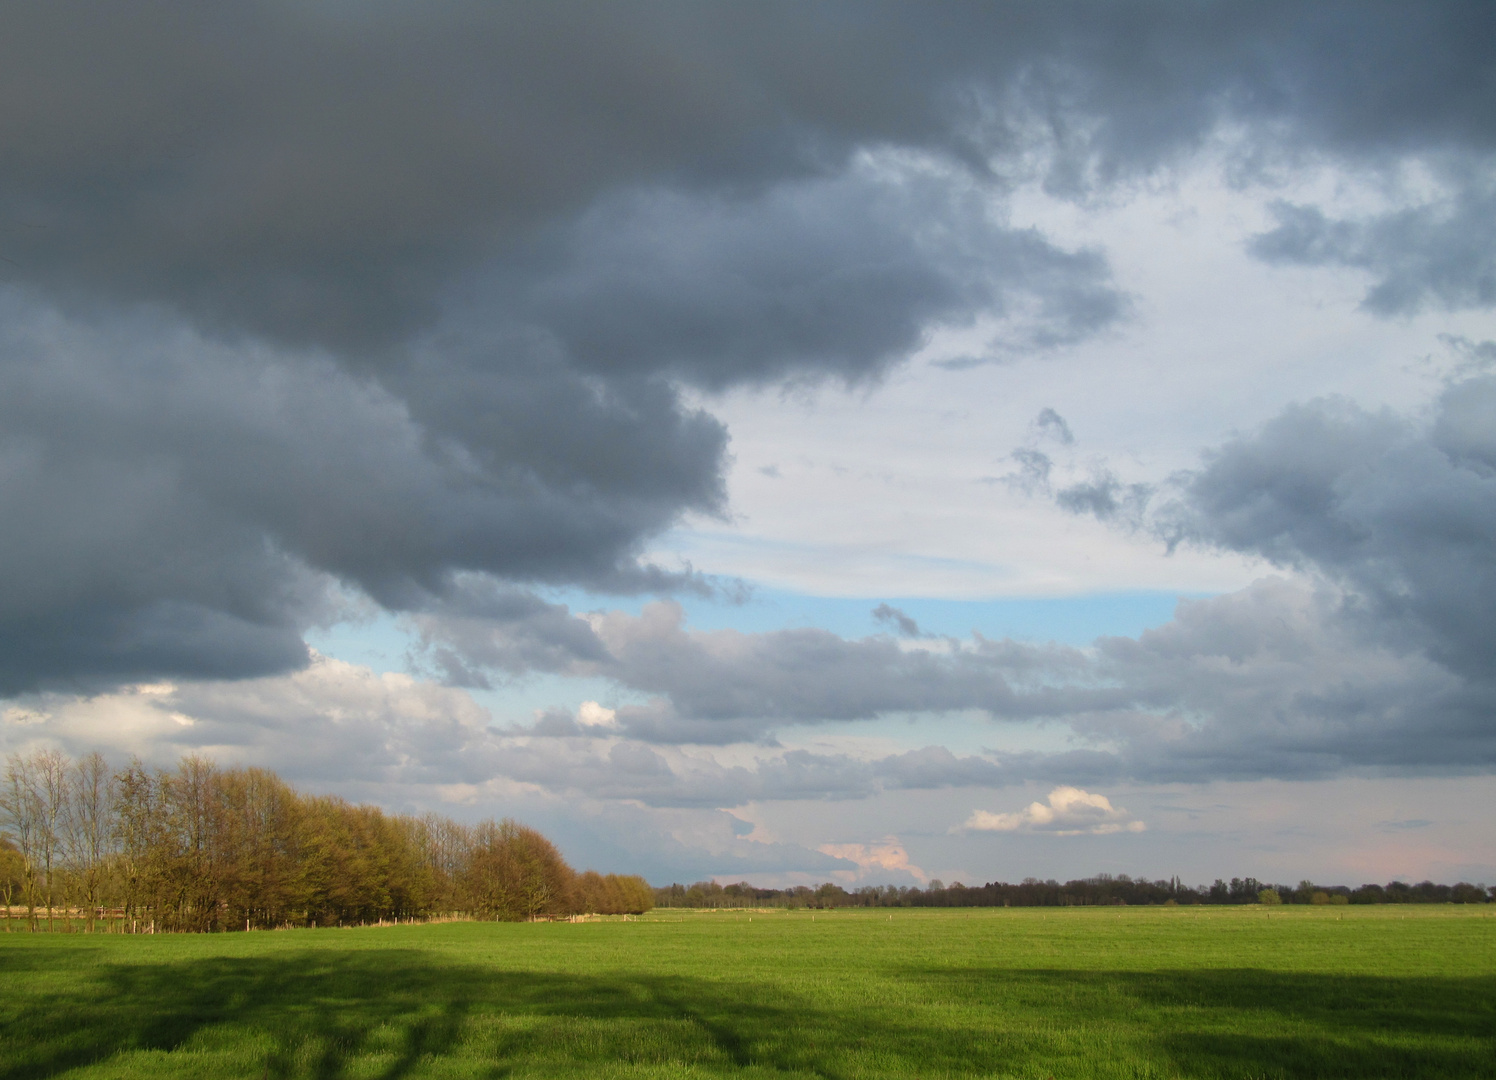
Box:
(0, 750), (650, 931)
(656, 872), (1494, 910)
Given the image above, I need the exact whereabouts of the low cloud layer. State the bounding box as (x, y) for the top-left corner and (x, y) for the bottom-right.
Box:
(1, 563), (1490, 810)
(401, 569), (1491, 783)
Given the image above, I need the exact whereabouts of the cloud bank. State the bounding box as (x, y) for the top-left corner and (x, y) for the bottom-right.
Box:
(16, 348), (1489, 809)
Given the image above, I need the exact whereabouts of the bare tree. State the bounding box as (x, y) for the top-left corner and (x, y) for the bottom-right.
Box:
(112, 758), (163, 932)
(63, 753), (114, 931)
(169, 756), (210, 929)
(33, 751), (69, 930)
(418, 811), (470, 916)
(1, 755), (40, 930)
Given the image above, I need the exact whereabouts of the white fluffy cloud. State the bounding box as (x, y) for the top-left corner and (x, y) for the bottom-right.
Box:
(962, 787), (1146, 835)
(576, 701), (620, 729)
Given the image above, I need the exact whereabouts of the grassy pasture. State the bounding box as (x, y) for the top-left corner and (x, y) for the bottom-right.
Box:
(1, 906), (1492, 1079)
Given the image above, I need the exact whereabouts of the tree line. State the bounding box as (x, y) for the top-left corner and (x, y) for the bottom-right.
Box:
(655, 873), (1495, 909)
(0, 750), (650, 931)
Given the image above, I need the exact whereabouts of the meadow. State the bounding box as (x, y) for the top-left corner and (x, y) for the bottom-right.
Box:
(2, 906), (1492, 1079)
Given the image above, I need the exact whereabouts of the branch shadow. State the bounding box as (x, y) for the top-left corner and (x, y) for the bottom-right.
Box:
(2, 947), (1492, 1079)
(3, 949), (837, 1080)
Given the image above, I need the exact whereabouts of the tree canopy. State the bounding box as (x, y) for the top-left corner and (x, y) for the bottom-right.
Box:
(1, 750), (650, 931)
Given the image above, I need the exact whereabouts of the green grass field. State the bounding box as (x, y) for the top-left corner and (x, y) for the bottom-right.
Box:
(2, 906), (1493, 1079)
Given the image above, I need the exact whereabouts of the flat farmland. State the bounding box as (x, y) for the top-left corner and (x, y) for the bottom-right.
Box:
(2, 906), (1492, 1079)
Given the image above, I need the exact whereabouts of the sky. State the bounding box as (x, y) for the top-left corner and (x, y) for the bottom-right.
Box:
(2, 1), (1494, 890)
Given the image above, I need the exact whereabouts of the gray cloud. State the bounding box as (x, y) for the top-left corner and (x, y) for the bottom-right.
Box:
(871, 604), (921, 638)
(1085, 578), (1488, 780)
(3, 4), (1488, 310)
(0, 297), (723, 694)
(1055, 471), (1153, 526)
(404, 575), (1479, 781)
(0, 658), (885, 809)
(1166, 372), (1496, 683)
(1251, 185), (1496, 314)
(1035, 407), (1075, 445)
(422, 600), (1088, 744)
(2, 0), (1494, 695)
(3, 1), (1490, 351)
(406, 582), (616, 691)
(404, 370), (1496, 781)
(483, 163), (1122, 389)
(875, 746), (1008, 789)
(1049, 369), (1496, 780)
(1003, 448), (1054, 495)
(6, 579), (1490, 813)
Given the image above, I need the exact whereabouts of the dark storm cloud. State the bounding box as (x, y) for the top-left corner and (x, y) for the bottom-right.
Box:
(0, 298), (724, 693)
(485, 165), (1121, 389)
(3, 0), (1495, 692)
(0, 0), (1111, 353)
(3, 0), (1490, 348)
(4, 0), (1492, 344)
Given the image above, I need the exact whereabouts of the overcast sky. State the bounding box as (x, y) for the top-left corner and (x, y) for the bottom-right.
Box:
(3, 1), (1494, 889)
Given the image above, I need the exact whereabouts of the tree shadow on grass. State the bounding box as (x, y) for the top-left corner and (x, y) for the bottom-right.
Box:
(902, 966), (1496, 1079)
(2, 949), (865, 1080)
(2, 949), (1492, 1079)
